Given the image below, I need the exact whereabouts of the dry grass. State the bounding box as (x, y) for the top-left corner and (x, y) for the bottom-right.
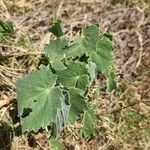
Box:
(0, 0), (150, 149)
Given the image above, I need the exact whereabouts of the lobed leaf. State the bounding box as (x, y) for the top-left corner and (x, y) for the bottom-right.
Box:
(83, 24), (100, 52)
(66, 37), (86, 58)
(66, 25), (100, 58)
(57, 61), (90, 91)
(90, 37), (114, 75)
(17, 66), (64, 132)
(17, 21), (117, 140)
(68, 88), (88, 123)
(44, 38), (67, 64)
(80, 110), (98, 137)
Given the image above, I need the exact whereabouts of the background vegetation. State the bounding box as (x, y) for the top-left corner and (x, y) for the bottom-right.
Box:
(0, 0), (149, 149)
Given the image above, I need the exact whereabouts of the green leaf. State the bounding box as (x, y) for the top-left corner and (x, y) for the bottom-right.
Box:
(66, 37), (86, 58)
(90, 37), (114, 75)
(83, 24), (100, 52)
(80, 110), (98, 137)
(0, 20), (14, 42)
(54, 91), (70, 138)
(57, 61), (90, 91)
(50, 139), (63, 150)
(66, 25), (100, 58)
(65, 24), (114, 77)
(44, 38), (67, 64)
(17, 66), (64, 132)
(68, 88), (88, 123)
(0, 20), (13, 33)
(86, 58), (97, 82)
(50, 19), (63, 37)
(51, 61), (67, 72)
(103, 32), (113, 41)
(17, 23), (116, 140)
(107, 68), (116, 92)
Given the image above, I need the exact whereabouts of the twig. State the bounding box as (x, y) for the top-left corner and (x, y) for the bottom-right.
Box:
(2, 52), (42, 57)
(0, 97), (15, 109)
(0, 65), (26, 72)
(55, 0), (64, 19)
(0, 72), (15, 88)
(97, 88), (150, 116)
(0, 43), (41, 53)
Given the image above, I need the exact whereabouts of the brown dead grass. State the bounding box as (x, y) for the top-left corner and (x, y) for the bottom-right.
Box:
(0, 0), (150, 149)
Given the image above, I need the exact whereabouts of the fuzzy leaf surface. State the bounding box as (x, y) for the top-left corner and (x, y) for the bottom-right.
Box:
(90, 37), (114, 75)
(86, 59), (97, 82)
(54, 91), (70, 138)
(17, 66), (63, 132)
(44, 38), (67, 63)
(65, 25), (114, 75)
(66, 25), (99, 58)
(51, 61), (66, 72)
(82, 24), (99, 52)
(57, 61), (89, 91)
(68, 88), (88, 123)
(80, 110), (98, 137)
(66, 37), (85, 58)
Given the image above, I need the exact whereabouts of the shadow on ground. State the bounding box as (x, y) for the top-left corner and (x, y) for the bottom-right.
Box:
(0, 123), (12, 150)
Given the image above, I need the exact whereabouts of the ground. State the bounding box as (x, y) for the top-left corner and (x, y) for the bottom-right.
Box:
(0, 0), (150, 150)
